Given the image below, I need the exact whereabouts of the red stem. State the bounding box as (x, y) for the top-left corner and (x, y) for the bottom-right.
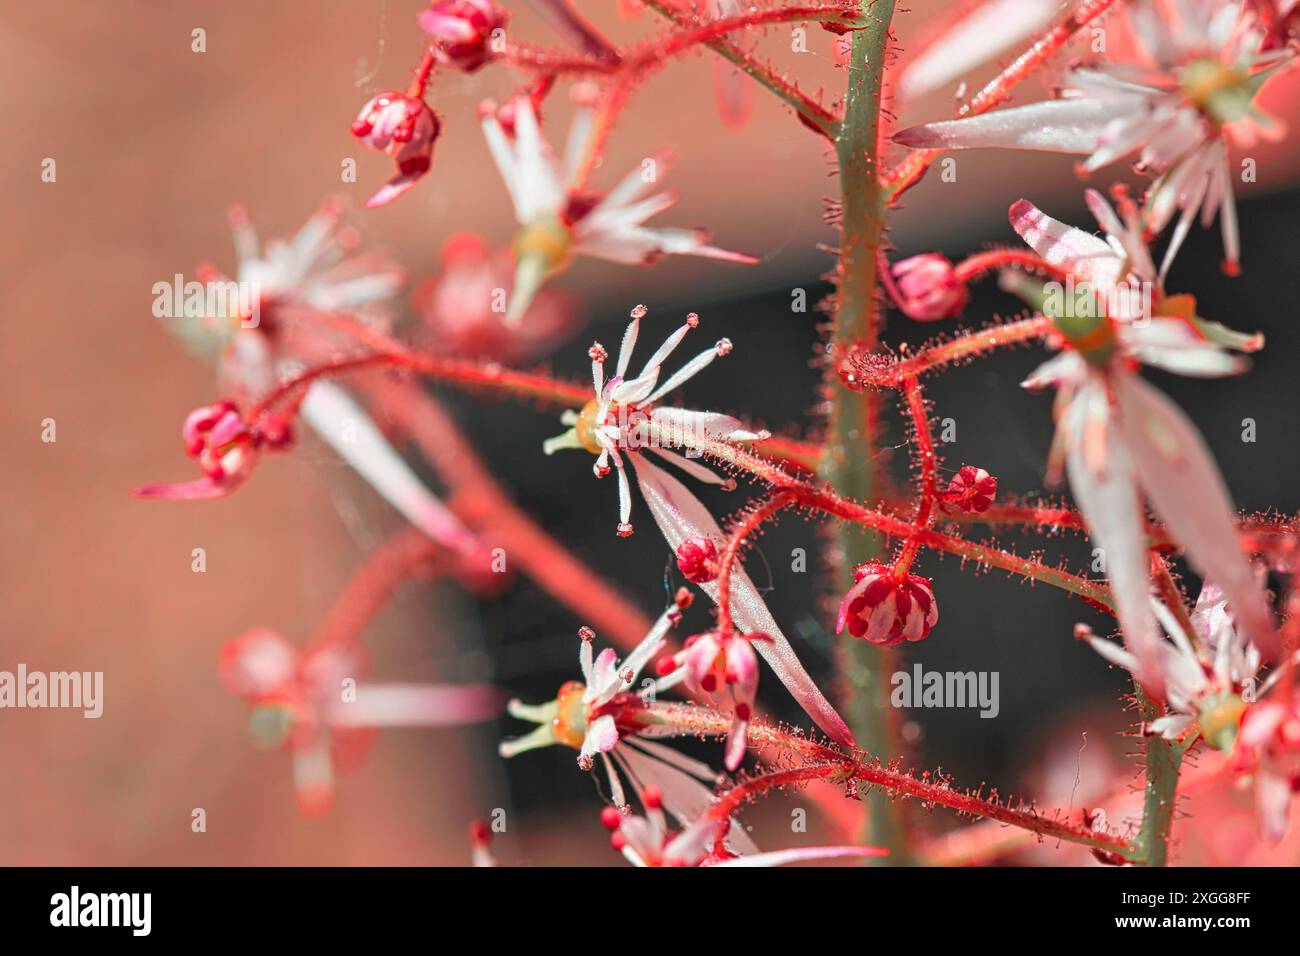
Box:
(842, 315), (1053, 389)
(407, 49), (438, 99)
(715, 491), (799, 633)
(645, 706), (1138, 859)
(893, 374), (938, 579)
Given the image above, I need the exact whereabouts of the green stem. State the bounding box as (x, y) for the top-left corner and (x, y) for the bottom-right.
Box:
(819, 0), (903, 863)
(1134, 689), (1187, 867)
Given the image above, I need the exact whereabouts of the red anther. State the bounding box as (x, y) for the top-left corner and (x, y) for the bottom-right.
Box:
(654, 656), (677, 677)
(715, 338), (733, 356)
(616, 522), (634, 538)
(673, 587), (694, 610)
(610, 830), (628, 851)
(600, 806), (623, 830)
(469, 819), (492, 846)
(676, 536), (720, 583)
(578, 625), (596, 643)
(1073, 623), (1094, 641)
(588, 342), (608, 362)
(686, 312), (700, 328)
(734, 702), (751, 722)
(643, 786), (663, 810)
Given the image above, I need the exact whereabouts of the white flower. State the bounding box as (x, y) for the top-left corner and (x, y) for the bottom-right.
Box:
(895, 0), (1296, 273)
(498, 608), (758, 855)
(227, 197), (406, 316)
(542, 306), (763, 537)
(172, 203), (479, 559)
(1083, 584), (1261, 744)
(541, 307), (855, 749)
(1013, 195), (1277, 696)
(481, 94), (756, 324)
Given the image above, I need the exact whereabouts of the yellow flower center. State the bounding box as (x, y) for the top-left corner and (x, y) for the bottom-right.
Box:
(575, 398), (610, 455)
(513, 218), (573, 275)
(1199, 692), (1248, 752)
(1180, 58), (1253, 126)
(552, 680), (589, 749)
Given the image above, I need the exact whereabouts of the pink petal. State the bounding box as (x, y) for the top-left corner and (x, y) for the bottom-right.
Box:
(131, 474), (241, 500)
(618, 742), (760, 856)
(582, 714), (620, 756)
(896, 0), (1058, 102)
(711, 59), (752, 129)
(1115, 375), (1277, 658)
(365, 169), (425, 209)
(894, 98), (1136, 153)
(1008, 199), (1121, 289)
(325, 683), (503, 727)
(1063, 381), (1165, 698)
(1255, 770), (1292, 844)
(714, 844), (889, 867)
(297, 383), (479, 556)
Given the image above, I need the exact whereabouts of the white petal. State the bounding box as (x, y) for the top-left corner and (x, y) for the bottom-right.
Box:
(1115, 375), (1277, 657)
(1063, 380), (1165, 696)
(325, 683), (501, 727)
(580, 714), (620, 757)
(1008, 199), (1122, 290)
(298, 383), (478, 556)
(629, 454), (854, 747)
(895, 97), (1146, 154)
(895, 0), (1058, 102)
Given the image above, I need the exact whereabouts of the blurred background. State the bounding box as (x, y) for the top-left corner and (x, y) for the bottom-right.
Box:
(1, 0), (1297, 865)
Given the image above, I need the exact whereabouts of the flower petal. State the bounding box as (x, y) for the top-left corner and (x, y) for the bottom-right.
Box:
(1114, 375), (1277, 658)
(1063, 380), (1165, 698)
(630, 454), (854, 747)
(895, 98), (1143, 154)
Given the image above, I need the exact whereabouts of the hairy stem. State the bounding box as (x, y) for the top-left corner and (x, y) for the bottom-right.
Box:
(821, 0), (904, 862)
(1135, 691), (1186, 867)
(645, 705), (1137, 859)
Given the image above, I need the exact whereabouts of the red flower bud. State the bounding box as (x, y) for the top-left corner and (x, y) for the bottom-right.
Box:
(890, 253), (968, 321)
(836, 562), (938, 646)
(351, 91), (440, 207)
(418, 0), (508, 72)
(676, 536), (720, 583)
(939, 465), (997, 515)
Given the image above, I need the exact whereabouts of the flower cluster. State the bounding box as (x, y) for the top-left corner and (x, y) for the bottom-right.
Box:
(133, 0), (1300, 869)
